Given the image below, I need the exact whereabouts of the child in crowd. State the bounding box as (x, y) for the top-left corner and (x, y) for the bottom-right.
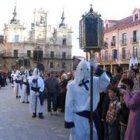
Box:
(106, 86), (121, 140)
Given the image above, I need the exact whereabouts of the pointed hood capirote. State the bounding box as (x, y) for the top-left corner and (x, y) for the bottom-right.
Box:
(32, 68), (40, 79)
(74, 60), (90, 84)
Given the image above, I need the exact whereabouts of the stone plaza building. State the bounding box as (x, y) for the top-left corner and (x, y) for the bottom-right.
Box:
(1, 6), (73, 72)
(99, 8), (140, 72)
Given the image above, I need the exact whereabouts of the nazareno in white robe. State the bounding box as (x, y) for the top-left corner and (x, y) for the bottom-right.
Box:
(29, 68), (45, 114)
(65, 60), (110, 140)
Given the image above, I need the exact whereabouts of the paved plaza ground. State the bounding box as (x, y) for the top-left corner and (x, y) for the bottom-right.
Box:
(0, 84), (69, 140)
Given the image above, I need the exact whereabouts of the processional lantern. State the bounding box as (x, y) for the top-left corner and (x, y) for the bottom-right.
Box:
(79, 4), (103, 53)
(79, 4), (104, 140)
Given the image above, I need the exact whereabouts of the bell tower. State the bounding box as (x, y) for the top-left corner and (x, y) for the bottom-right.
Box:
(30, 8), (47, 42)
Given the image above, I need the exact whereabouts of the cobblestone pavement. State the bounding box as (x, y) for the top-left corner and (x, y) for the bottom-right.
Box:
(0, 84), (69, 140)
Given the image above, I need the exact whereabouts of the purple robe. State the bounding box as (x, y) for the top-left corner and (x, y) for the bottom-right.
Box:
(123, 91), (140, 140)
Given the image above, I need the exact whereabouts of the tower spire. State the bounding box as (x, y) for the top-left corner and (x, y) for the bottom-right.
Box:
(10, 1), (17, 24)
(89, 4), (93, 13)
(59, 9), (65, 27)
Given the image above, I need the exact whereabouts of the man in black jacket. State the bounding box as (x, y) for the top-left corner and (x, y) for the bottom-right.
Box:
(45, 72), (60, 115)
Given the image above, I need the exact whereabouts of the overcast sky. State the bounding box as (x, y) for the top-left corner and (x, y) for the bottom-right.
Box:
(0, 0), (140, 56)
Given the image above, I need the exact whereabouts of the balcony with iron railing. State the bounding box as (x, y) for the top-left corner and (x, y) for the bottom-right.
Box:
(130, 36), (139, 44)
(3, 52), (72, 60)
(120, 39), (127, 46)
(103, 41), (108, 49)
(110, 40), (116, 47)
(99, 54), (115, 65)
(44, 53), (71, 60)
(99, 48), (140, 66)
(99, 52), (130, 65)
(117, 52), (130, 64)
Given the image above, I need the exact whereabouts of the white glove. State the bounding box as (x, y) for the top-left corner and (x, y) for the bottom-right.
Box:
(89, 58), (98, 70)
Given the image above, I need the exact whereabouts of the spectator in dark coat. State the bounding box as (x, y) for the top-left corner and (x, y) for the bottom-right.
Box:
(59, 74), (68, 113)
(45, 72), (60, 115)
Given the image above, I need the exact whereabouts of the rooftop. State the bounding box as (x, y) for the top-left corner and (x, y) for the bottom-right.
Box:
(105, 8), (140, 33)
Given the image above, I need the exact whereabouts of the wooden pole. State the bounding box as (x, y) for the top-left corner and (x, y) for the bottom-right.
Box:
(89, 50), (94, 140)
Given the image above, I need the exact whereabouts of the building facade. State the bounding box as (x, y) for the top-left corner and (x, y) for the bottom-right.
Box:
(99, 8), (140, 72)
(2, 7), (73, 72)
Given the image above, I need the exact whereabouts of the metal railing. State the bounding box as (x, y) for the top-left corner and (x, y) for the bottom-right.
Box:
(130, 37), (139, 44)
(3, 52), (72, 59)
(99, 52), (131, 64)
(120, 39), (127, 46)
(110, 41), (116, 47)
